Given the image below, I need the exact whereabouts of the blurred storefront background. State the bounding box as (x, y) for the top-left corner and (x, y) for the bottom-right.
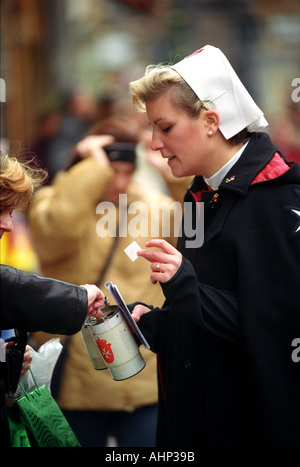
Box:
(1, 0), (300, 159)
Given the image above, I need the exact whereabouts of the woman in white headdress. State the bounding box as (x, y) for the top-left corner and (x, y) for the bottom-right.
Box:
(129, 45), (300, 447)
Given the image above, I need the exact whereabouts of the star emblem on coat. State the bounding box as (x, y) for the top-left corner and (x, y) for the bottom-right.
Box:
(287, 189), (300, 236)
(290, 208), (300, 234)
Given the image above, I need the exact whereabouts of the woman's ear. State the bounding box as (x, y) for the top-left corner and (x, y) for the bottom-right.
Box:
(203, 109), (220, 136)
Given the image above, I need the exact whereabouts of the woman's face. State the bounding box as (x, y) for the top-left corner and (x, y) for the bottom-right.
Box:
(0, 209), (13, 238)
(146, 91), (212, 178)
(103, 161), (135, 203)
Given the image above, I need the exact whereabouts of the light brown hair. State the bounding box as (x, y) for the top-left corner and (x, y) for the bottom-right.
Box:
(0, 154), (47, 211)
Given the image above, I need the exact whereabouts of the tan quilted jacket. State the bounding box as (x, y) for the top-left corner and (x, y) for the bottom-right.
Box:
(29, 157), (187, 411)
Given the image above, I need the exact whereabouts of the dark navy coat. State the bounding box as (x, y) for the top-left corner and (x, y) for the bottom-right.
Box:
(138, 132), (300, 447)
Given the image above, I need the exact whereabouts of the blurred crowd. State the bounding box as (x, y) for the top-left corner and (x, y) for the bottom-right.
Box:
(270, 101), (300, 166)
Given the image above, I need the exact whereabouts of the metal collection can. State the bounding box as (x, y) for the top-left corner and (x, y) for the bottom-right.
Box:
(88, 305), (145, 381)
(80, 317), (107, 370)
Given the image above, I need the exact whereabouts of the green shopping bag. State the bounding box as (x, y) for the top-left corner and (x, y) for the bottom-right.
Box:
(12, 371), (81, 447)
(8, 404), (31, 447)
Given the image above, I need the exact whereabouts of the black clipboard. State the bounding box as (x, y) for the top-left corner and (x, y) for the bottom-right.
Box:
(104, 281), (150, 350)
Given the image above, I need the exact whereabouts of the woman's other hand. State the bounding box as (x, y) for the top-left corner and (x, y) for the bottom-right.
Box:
(137, 239), (182, 284)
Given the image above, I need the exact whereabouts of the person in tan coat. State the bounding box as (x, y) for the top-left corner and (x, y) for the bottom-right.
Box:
(28, 116), (189, 447)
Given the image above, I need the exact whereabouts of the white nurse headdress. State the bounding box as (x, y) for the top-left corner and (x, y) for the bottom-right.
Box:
(172, 45), (268, 139)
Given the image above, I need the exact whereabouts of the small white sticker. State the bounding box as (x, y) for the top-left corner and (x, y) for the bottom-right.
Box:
(124, 241), (142, 262)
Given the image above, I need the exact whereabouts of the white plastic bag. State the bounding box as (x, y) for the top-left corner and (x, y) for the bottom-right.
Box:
(16, 338), (62, 396)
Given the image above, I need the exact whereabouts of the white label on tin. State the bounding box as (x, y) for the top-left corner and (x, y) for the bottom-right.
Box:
(124, 241), (142, 262)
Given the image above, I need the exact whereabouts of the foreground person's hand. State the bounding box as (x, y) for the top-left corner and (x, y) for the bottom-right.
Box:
(81, 284), (105, 319)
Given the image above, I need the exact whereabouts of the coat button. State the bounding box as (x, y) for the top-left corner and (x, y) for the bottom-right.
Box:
(184, 360), (191, 369)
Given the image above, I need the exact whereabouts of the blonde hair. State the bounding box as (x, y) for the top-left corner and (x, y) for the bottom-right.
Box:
(0, 154), (48, 211)
(129, 64), (249, 145)
(129, 64), (204, 118)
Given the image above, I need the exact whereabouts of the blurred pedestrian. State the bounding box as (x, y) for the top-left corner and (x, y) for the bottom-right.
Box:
(44, 88), (99, 181)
